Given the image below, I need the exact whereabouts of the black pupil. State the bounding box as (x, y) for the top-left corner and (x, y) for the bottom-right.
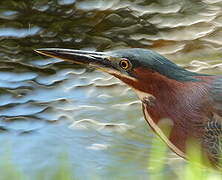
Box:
(121, 61), (128, 68)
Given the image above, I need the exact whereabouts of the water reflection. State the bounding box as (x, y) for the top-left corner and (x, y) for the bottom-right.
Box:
(0, 0), (222, 179)
(0, 27), (40, 37)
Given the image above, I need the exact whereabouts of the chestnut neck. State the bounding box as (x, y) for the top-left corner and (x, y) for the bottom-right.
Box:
(115, 69), (210, 118)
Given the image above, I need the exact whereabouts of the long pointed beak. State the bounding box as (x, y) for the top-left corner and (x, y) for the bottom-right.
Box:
(35, 48), (112, 69)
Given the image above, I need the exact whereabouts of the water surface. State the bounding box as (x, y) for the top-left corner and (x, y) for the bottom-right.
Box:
(1, 0), (222, 179)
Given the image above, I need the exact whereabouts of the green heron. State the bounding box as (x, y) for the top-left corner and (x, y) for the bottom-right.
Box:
(35, 48), (222, 167)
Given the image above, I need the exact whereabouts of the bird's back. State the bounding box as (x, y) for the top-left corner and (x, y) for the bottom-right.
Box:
(202, 76), (222, 166)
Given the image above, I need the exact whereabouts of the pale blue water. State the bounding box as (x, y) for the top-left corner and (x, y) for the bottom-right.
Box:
(1, 0), (222, 179)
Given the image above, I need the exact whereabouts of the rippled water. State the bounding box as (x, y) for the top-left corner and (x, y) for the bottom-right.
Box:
(1, 0), (222, 179)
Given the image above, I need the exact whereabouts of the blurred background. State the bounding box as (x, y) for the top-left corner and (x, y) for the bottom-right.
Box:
(1, 0), (222, 179)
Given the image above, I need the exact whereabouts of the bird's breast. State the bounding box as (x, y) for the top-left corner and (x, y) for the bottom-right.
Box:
(134, 89), (187, 158)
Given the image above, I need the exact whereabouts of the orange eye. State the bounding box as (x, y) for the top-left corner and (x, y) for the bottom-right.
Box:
(119, 59), (130, 70)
